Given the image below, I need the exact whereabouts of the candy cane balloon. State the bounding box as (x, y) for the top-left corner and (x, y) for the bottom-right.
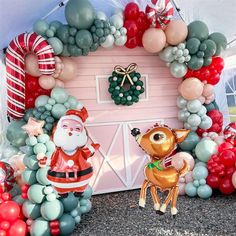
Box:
(6, 32), (55, 119)
(0, 161), (15, 192)
(145, 0), (174, 28)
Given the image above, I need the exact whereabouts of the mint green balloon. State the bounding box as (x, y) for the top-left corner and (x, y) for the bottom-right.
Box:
(24, 146), (34, 155)
(45, 140), (56, 152)
(193, 166), (208, 180)
(2, 145), (19, 159)
(33, 143), (47, 155)
(209, 32), (227, 56)
(50, 20), (62, 30)
(187, 114), (201, 127)
(179, 131), (200, 151)
(65, 0), (95, 29)
(185, 182), (197, 197)
(33, 20), (49, 35)
(27, 136), (38, 146)
(47, 37), (63, 55)
(51, 87), (69, 103)
(51, 104), (67, 119)
(30, 218), (50, 236)
(22, 169), (37, 185)
(35, 95), (49, 108)
(22, 200), (41, 219)
(24, 155), (39, 170)
(187, 21), (209, 41)
(37, 134), (50, 144)
(186, 38), (201, 54)
(40, 199), (64, 221)
(67, 96), (78, 108)
(6, 120), (27, 147)
(199, 116), (212, 130)
(75, 30), (93, 49)
(36, 167), (51, 185)
(82, 186), (93, 199)
(28, 184), (45, 204)
(59, 214), (76, 235)
(187, 100), (202, 113)
(197, 185), (212, 199)
(61, 193), (79, 212)
(195, 140), (217, 162)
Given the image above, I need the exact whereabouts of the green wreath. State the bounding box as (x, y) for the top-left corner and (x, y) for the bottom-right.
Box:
(108, 63), (145, 106)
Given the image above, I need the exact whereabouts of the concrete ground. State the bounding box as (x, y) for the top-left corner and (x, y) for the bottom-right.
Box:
(73, 190), (236, 236)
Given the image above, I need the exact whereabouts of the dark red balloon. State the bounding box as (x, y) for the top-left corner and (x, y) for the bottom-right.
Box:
(219, 150), (235, 167)
(136, 11), (150, 30)
(125, 36), (138, 49)
(206, 174), (220, 189)
(0, 201), (20, 222)
(218, 142), (234, 153)
(219, 177), (235, 195)
(124, 20), (138, 37)
(212, 57), (224, 71)
(124, 2), (139, 20)
(225, 166), (236, 177)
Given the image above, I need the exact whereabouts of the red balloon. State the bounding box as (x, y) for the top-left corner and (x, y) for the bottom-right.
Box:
(206, 175), (220, 189)
(219, 177), (235, 195)
(25, 73), (39, 91)
(1, 192), (11, 201)
(125, 36), (138, 49)
(124, 2), (139, 20)
(0, 221), (10, 230)
(136, 11), (150, 30)
(219, 150), (235, 167)
(212, 57), (224, 71)
(185, 69), (193, 78)
(25, 96), (35, 109)
(8, 220), (26, 236)
(0, 201), (20, 222)
(208, 74), (220, 85)
(225, 166), (235, 177)
(196, 127), (205, 137)
(124, 20), (138, 37)
(218, 142), (234, 153)
(0, 230), (6, 236)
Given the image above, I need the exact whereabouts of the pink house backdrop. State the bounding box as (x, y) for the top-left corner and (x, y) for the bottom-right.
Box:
(65, 47), (182, 194)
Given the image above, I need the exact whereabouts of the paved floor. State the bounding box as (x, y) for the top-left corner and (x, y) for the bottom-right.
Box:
(73, 190), (236, 236)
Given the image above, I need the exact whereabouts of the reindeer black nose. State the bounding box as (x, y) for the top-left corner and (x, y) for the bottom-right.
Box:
(131, 128), (141, 137)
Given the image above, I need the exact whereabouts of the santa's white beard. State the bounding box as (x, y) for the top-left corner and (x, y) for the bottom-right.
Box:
(53, 127), (88, 152)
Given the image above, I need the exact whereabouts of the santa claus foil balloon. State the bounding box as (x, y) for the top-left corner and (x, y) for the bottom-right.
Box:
(47, 108), (100, 197)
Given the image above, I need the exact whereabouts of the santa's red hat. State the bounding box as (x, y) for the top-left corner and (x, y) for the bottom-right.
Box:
(64, 107), (88, 123)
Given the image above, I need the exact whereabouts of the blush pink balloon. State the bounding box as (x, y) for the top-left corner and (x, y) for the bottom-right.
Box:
(55, 79), (65, 88)
(198, 96), (206, 104)
(25, 53), (41, 77)
(178, 182), (186, 195)
(232, 171), (236, 189)
(165, 20), (188, 45)
(59, 57), (76, 81)
(171, 152), (195, 171)
(180, 78), (204, 100)
(39, 75), (56, 89)
(142, 28), (166, 53)
(185, 171), (194, 183)
(214, 136), (225, 145)
(203, 84), (214, 97)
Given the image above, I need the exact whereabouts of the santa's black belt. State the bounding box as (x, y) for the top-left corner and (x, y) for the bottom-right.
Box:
(48, 167), (93, 178)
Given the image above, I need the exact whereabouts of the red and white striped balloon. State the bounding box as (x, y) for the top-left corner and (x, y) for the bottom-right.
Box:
(0, 162), (15, 192)
(145, 0), (174, 28)
(6, 32), (56, 119)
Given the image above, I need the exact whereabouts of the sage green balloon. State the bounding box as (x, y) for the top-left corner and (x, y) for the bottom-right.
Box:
(56, 25), (70, 44)
(203, 39), (216, 57)
(195, 139), (217, 162)
(24, 155), (39, 170)
(33, 20), (49, 36)
(209, 32), (227, 56)
(159, 46), (174, 62)
(30, 217), (50, 236)
(176, 96), (187, 109)
(51, 87), (69, 103)
(51, 104), (67, 119)
(28, 184), (45, 204)
(23, 108), (34, 122)
(67, 95), (78, 108)
(13, 195), (25, 205)
(170, 61), (187, 78)
(22, 200), (41, 219)
(35, 95), (49, 108)
(203, 57), (212, 66)
(40, 199), (64, 221)
(186, 38), (201, 54)
(33, 143), (47, 155)
(59, 214), (76, 235)
(68, 45), (82, 56)
(61, 193), (79, 212)
(82, 185), (93, 199)
(75, 30), (93, 49)
(47, 37), (63, 55)
(199, 116), (212, 129)
(65, 0), (95, 29)
(6, 120), (27, 147)
(22, 169), (37, 185)
(178, 110), (188, 122)
(61, 44), (71, 57)
(187, 114), (201, 126)
(187, 55), (204, 70)
(36, 167), (51, 185)
(187, 21), (209, 41)
(2, 145), (20, 159)
(187, 100), (202, 113)
(50, 20), (62, 30)
(179, 131), (200, 151)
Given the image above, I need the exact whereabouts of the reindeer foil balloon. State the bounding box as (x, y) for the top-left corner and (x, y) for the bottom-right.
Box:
(131, 124), (190, 216)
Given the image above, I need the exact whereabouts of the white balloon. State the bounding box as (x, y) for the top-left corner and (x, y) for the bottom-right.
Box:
(115, 35), (127, 46)
(120, 27), (127, 35)
(110, 26), (116, 35)
(114, 30), (121, 39)
(101, 34), (115, 48)
(96, 11), (107, 21)
(113, 8), (124, 19)
(110, 14), (123, 29)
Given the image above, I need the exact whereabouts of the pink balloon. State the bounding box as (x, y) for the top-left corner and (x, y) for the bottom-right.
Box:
(165, 20), (188, 45)
(180, 78), (204, 100)
(171, 152), (195, 171)
(203, 84), (214, 97)
(142, 28), (166, 53)
(58, 57), (76, 81)
(232, 171), (236, 189)
(55, 79), (65, 88)
(214, 136), (225, 145)
(178, 182), (186, 195)
(198, 96), (206, 104)
(38, 75), (56, 89)
(185, 171), (194, 183)
(25, 53), (41, 77)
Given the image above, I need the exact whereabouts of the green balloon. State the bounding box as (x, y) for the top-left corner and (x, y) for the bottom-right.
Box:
(197, 185), (212, 199)
(170, 61), (187, 78)
(204, 100), (219, 112)
(203, 57), (212, 66)
(51, 87), (69, 103)
(82, 186), (93, 199)
(33, 20), (49, 36)
(61, 193), (79, 212)
(47, 37), (63, 55)
(203, 39), (216, 57)
(22, 200), (41, 219)
(61, 44), (71, 57)
(187, 114), (201, 126)
(75, 30), (93, 49)
(199, 116), (212, 130)
(30, 217), (50, 236)
(6, 120), (27, 147)
(50, 20), (62, 30)
(23, 108), (34, 122)
(33, 143), (47, 155)
(22, 169), (37, 185)
(37, 134), (50, 144)
(185, 182), (197, 197)
(193, 166), (208, 180)
(209, 32), (227, 56)
(2, 145), (20, 159)
(45, 140), (56, 152)
(59, 214), (76, 235)
(187, 21), (209, 41)
(24, 155), (39, 170)
(186, 38), (201, 54)
(12, 195), (25, 205)
(195, 140), (217, 162)
(68, 45), (82, 56)
(179, 131), (200, 151)
(187, 55), (204, 70)
(56, 25), (70, 44)
(35, 95), (49, 108)
(51, 104), (67, 119)
(28, 184), (45, 204)
(65, 0), (95, 29)
(159, 46), (174, 62)
(40, 199), (64, 221)
(36, 167), (51, 185)
(187, 100), (202, 113)
(176, 96), (187, 109)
